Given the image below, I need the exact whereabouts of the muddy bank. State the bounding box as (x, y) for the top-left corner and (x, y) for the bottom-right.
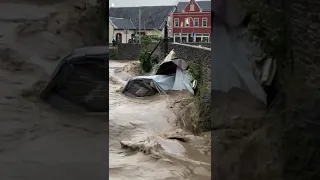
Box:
(109, 60), (211, 180)
(0, 0), (107, 179)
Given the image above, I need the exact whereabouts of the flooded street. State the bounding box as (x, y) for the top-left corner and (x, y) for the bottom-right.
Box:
(109, 61), (211, 180)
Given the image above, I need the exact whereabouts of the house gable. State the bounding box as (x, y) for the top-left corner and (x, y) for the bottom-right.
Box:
(175, 1), (211, 13)
(183, 0), (201, 13)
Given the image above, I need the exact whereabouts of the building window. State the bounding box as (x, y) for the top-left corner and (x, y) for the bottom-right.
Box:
(195, 36), (202, 42)
(174, 33), (188, 43)
(195, 34), (210, 42)
(185, 18), (190, 27)
(190, 3), (194, 11)
(174, 18), (179, 27)
(202, 33), (210, 42)
(194, 18), (199, 27)
(202, 36), (209, 42)
(202, 18), (208, 27)
(188, 34), (193, 42)
(174, 33), (180, 43)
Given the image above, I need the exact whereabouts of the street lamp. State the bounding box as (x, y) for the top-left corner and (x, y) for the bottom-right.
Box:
(185, 17), (195, 42)
(180, 22), (183, 42)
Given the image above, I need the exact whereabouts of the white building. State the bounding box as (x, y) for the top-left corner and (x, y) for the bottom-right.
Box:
(109, 17), (136, 44)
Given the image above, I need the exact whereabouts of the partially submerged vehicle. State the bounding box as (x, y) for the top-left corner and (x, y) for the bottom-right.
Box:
(122, 50), (196, 97)
(40, 46), (108, 112)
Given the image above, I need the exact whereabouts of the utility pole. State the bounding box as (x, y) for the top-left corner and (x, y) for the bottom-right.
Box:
(180, 22), (183, 43)
(138, 9), (141, 44)
(164, 20), (169, 56)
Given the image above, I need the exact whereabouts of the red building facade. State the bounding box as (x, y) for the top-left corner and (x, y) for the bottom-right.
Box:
(169, 0), (211, 43)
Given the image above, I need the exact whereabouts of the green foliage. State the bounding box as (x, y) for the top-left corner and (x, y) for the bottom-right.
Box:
(240, 1), (286, 60)
(109, 50), (117, 60)
(240, 0), (289, 105)
(187, 62), (200, 80)
(138, 35), (162, 73)
(201, 38), (209, 43)
(138, 50), (153, 72)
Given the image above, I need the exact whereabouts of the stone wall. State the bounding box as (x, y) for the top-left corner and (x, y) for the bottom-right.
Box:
(287, 0), (320, 128)
(183, 42), (211, 48)
(110, 42), (211, 61)
(168, 43), (211, 86)
(109, 43), (139, 60)
(284, 1), (320, 179)
(165, 43), (211, 132)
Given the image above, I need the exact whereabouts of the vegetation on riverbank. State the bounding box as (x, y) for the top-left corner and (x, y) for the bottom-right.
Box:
(138, 35), (161, 73)
(187, 61), (211, 133)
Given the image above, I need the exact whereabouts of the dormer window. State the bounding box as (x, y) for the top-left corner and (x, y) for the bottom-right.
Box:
(190, 3), (194, 11)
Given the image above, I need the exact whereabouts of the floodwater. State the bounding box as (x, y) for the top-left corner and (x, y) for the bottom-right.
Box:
(109, 61), (211, 180)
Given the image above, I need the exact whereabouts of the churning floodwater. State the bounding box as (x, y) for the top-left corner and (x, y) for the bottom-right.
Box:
(109, 60), (211, 180)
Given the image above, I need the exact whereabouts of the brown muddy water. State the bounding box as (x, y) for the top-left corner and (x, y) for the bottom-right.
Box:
(109, 61), (211, 180)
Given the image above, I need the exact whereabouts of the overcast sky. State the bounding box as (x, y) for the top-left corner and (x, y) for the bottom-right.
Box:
(109, 0), (185, 7)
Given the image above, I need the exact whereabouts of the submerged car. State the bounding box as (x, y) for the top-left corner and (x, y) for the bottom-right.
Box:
(40, 46), (108, 112)
(122, 50), (197, 97)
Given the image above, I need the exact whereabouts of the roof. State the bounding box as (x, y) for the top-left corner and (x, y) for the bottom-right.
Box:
(176, 1), (211, 13)
(109, 6), (176, 30)
(109, 17), (136, 30)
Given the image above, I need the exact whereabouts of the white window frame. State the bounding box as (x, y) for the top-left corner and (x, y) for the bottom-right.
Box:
(174, 18), (179, 27)
(174, 33), (188, 42)
(194, 18), (199, 27)
(190, 3), (195, 11)
(202, 18), (208, 27)
(173, 33), (180, 42)
(202, 33), (210, 42)
(195, 34), (210, 42)
(185, 18), (190, 27)
(194, 34), (202, 42)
